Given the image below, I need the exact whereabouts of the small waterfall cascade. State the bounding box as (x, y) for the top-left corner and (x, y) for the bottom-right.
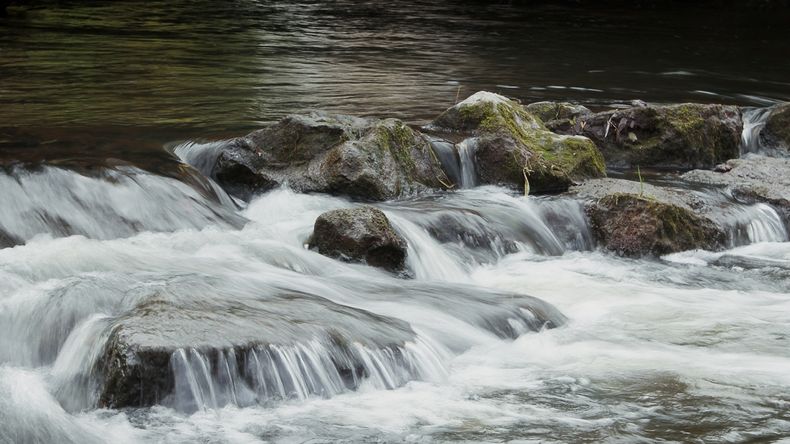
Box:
(740, 106), (787, 157)
(0, 165), (242, 246)
(456, 138), (478, 189)
(741, 107), (768, 154)
(169, 337), (450, 413)
(716, 202), (789, 247)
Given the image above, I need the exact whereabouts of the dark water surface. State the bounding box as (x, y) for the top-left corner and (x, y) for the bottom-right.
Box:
(2, 0), (789, 139)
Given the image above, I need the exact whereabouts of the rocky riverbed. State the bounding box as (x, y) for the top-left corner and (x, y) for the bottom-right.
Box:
(2, 90), (789, 443)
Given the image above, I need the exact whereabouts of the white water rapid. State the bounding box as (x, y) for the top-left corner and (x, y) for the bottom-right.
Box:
(0, 132), (789, 443)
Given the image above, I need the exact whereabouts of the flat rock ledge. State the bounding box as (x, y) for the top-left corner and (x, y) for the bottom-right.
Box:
(571, 178), (726, 257)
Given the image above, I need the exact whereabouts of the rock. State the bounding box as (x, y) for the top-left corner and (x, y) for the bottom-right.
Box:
(713, 163), (733, 173)
(308, 206), (407, 273)
(572, 178), (725, 256)
(0, 229), (20, 249)
(760, 102), (790, 150)
(212, 112), (451, 201)
(682, 155), (790, 226)
(525, 101), (592, 126)
(99, 294), (417, 409)
(97, 284), (565, 410)
(428, 92), (606, 194)
(550, 103), (742, 169)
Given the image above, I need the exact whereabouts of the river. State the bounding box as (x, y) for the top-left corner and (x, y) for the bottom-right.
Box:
(1, 1), (790, 443)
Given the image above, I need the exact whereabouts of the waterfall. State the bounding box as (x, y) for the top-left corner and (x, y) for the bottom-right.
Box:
(741, 107), (771, 155)
(717, 203), (789, 247)
(456, 138), (478, 189)
(0, 165), (243, 247)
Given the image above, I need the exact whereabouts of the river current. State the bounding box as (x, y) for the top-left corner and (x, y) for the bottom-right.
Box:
(2, 1), (790, 443)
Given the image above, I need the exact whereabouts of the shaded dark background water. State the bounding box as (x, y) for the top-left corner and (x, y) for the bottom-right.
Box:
(1, 0), (789, 150)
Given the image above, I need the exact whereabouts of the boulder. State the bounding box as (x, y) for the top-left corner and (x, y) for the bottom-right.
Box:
(212, 112), (451, 201)
(550, 103), (742, 169)
(97, 284), (565, 410)
(99, 294), (416, 410)
(572, 178), (725, 256)
(308, 206), (407, 273)
(682, 155), (790, 226)
(428, 92), (606, 194)
(760, 102), (790, 150)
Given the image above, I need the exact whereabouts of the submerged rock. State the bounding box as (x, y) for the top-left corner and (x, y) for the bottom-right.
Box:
(0, 229), (20, 249)
(572, 178), (725, 256)
(98, 295), (417, 409)
(551, 103), (742, 169)
(213, 112), (451, 201)
(97, 284), (565, 410)
(308, 206), (407, 273)
(760, 102), (790, 150)
(682, 155), (790, 226)
(428, 92), (606, 194)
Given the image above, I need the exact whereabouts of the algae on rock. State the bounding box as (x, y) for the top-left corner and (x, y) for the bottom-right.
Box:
(429, 91), (606, 194)
(549, 103), (742, 169)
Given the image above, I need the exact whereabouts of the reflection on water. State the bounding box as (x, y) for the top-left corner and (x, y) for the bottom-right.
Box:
(2, 0), (790, 134)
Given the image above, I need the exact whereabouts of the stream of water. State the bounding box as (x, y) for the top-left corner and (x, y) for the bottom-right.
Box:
(2, 1), (790, 443)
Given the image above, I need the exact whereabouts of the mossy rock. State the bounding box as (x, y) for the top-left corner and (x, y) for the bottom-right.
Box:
(429, 92), (606, 194)
(761, 102), (790, 150)
(587, 193), (725, 257)
(212, 112), (451, 201)
(552, 103), (742, 169)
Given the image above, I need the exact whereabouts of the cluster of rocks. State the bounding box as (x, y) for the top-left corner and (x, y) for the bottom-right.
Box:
(196, 92), (789, 264)
(93, 93), (790, 409)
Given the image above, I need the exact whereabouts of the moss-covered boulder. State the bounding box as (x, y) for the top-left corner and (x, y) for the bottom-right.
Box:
(551, 103), (742, 169)
(428, 92), (606, 194)
(760, 102), (790, 150)
(212, 112), (451, 201)
(308, 206), (407, 273)
(572, 178), (725, 256)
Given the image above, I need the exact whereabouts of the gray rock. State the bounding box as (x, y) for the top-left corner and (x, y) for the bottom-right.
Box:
(213, 112), (451, 201)
(308, 206), (407, 273)
(682, 155), (790, 226)
(98, 294), (416, 409)
(97, 282), (566, 410)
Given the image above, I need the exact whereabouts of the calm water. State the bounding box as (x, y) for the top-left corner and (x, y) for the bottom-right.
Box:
(2, 0), (790, 138)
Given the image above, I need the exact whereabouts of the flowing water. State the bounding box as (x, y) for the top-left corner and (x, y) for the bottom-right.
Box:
(2, 1), (790, 443)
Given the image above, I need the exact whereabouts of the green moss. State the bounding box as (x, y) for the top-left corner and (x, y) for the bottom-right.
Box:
(374, 121), (418, 178)
(663, 104), (706, 134)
